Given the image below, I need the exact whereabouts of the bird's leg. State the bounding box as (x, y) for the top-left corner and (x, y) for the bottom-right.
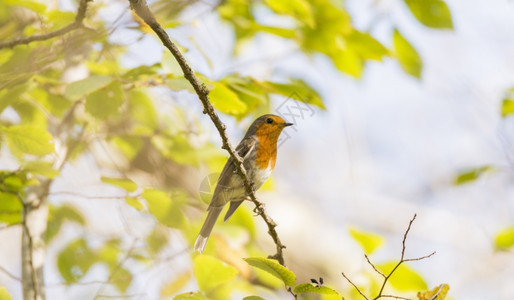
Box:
(252, 199), (266, 216)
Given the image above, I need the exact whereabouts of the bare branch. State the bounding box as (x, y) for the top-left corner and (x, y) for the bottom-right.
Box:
(364, 254), (385, 278)
(93, 239), (138, 300)
(0, 265), (21, 282)
(380, 295), (411, 300)
(128, 0), (286, 265)
(0, 0), (93, 49)
(343, 214), (436, 300)
(404, 251), (436, 262)
(341, 271), (369, 300)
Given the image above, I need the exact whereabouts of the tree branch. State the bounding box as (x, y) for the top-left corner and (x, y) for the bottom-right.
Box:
(128, 0), (286, 265)
(343, 214), (436, 300)
(0, 0), (93, 49)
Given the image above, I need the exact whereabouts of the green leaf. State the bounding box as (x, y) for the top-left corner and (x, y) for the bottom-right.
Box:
(453, 166), (493, 185)
(46, 204), (85, 242)
(494, 226), (514, 250)
(85, 81), (124, 119)
(128, 89), (158, 130)
(345, 31), (389, 61)
(57, 239), (96, 282)
(332, 49), (364, 78)
(377, 262), (427, 291)
(23, 161), (59, 178)
(161, 272), (192, 297)
(501, 89), (514, 117)
(264, 78), (325, 109)
(4, 0), (46, 13)
(146, 227), (169, 255)
(265, 0), (314, 27)
(404, 0), (453, 29)
(501, 99), (514, 117)
(293, 283), (339, 295)
(101, 176), (138, 192)
(244, 257), (296, 286)
(2, 125), (54, 156)
(417, 284), (450, 300)
(142, 189), (185, 228)
(349, 227), (384, 254)
(173, 292), (208, 300)
(126, 197), (144, 211)
(111, 267), (133, 292)
(393, 29), (423, 79)
(0, 286), (12, 300)
(0, 192), (22, 225)
(209, 82), (247, 115)
(243, 297), (265, 300)
(64, 75), (113, 101)
(193, 254), (238, 292)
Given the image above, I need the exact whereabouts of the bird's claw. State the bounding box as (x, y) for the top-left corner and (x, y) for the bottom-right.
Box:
(253, 202), (266, 216)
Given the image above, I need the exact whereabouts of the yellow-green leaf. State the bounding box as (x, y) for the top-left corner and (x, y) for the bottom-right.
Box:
(193, 255), (238, 292)
(2, 125), (54, 156)
(0, 192), (22, 225)
(64, 75), (113, 101)
(393, 29), (423, 79)
(417, 284), (450, 300)
(345, 31), (389, 61)
(209, 82), (247, 115)
(161, 272), (192, 297)
(377, 262), (427, 291)
(453, 166), (493, 185)
(293, 283), (339, 295)
(142, 189), (185, 228)
(501, 89), (514, 117)
(23, 161), (59, 178)
(173, 292), (208, 300)
(349, 227), (384, 254)
(85, 81), (124, 119)
(404, 0), (453, 29)
(265, 0), (314, 28)
(57, 239), (96, 282)
(0, 286), (12, 300)
(494, 226), (514, 250)
(126, 197), (144, 211)
(243, 297), (265, 300)
(244, 257), (296, 286)
(101, 177), (137, 192)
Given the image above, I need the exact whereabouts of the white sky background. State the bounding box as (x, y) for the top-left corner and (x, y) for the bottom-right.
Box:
(1, 0), (514, 299)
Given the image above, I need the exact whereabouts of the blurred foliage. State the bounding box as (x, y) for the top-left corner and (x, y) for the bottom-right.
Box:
(453, 166), (494, 185)
(417, 284), (450, 300)
(349, 226), (384, 254)
(0, 0), (457, 298)
(0, 286), (12, 300)
(494, 226), (514, 251)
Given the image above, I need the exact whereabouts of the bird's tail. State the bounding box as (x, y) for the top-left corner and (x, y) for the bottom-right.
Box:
(194, 206), (223, 253)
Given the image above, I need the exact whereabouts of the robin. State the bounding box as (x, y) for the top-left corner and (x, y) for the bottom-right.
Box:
(194, 114), (293, 253)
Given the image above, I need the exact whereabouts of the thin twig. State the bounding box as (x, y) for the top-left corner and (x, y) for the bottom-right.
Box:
(128, 0), (287, 265)
(341, 271), (369, 300)
(364, 254), (385, 278)
(93, 239), (138, 300)
(343, 214), (436, 300)
(380, 295), (411, 300)
(0, 0), (93, 49)
(0, 265), (21, 282)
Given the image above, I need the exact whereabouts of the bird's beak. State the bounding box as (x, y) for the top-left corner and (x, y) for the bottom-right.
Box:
(283, 122), (294, 127)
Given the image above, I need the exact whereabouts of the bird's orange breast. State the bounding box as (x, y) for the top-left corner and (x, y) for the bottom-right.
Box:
(254, 126), (281, 170)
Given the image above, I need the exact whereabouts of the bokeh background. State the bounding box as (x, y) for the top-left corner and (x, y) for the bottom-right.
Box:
(1, 0), (514, 299)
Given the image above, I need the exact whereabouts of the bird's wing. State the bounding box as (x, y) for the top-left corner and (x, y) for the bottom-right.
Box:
(208, 136), (257, 208)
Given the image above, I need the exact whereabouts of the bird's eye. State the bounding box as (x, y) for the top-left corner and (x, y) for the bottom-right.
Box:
(266, 118), (273, 124)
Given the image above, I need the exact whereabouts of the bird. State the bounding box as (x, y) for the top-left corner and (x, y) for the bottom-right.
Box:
(194, 114), (293, 253)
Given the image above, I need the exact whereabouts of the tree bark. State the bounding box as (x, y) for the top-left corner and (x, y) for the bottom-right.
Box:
(21, 183), (50, 300)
